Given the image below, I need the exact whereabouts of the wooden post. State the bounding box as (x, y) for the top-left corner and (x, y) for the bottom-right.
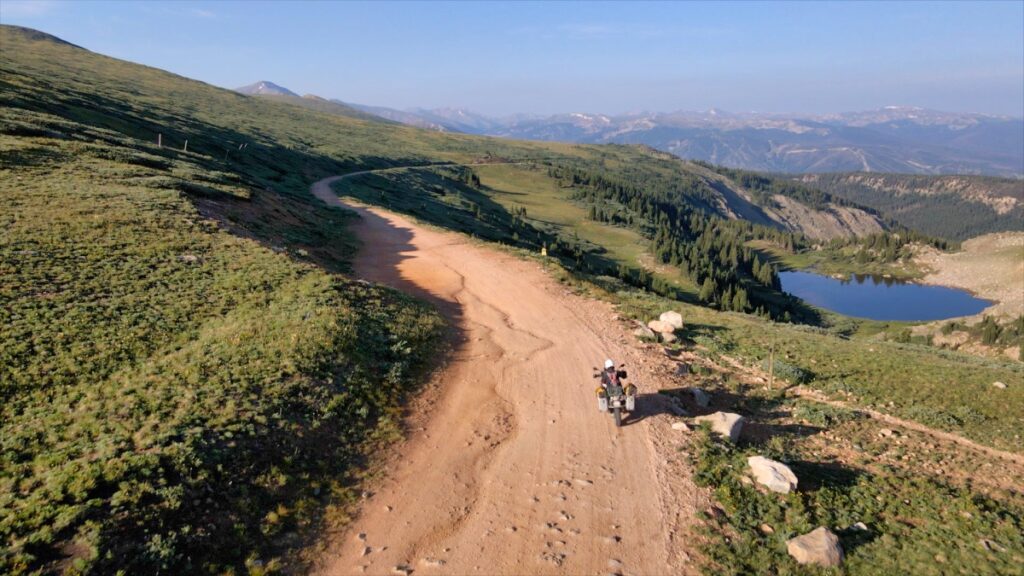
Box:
(157, 133), (162, 148)
(183, 139), (188, 153)
(767, 342), (775, 391)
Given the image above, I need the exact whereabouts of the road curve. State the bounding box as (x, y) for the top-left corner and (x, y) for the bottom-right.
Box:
(311, 175), (703, 576)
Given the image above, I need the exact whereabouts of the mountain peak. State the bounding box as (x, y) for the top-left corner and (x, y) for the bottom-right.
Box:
(1, 25), (83, 49)
(235, 81), (298, 97)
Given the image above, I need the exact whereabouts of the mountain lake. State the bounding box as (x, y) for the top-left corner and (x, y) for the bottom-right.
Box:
(779, 270), (992, 321)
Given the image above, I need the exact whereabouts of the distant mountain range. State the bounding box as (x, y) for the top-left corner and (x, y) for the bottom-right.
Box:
(361, 106), (1023, 178)
(234, 80), (1024, 179)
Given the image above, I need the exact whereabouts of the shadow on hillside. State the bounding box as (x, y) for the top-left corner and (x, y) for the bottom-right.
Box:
(339, 203), (465, 328)
(337, 166), (623, 278)
(676, 322), (727, 346)
(789, 459), (864, 491)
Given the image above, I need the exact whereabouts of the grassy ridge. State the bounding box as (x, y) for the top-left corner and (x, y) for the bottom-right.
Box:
(0, 28), (448, 574)
(798, 172), (1024, 242)
(0, 131), (445, 573)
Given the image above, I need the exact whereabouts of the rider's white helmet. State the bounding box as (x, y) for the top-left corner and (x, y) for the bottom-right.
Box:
(604, 359), (615, 369)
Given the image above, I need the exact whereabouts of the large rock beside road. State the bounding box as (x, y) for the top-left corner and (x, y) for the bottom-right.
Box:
(694, 411), (745, 442)
(786, 527), (843, 567)
(633, 324), (656, 339)
(661, 332), (678, 344)
(747, 456), (798, 494)
(647, 320), (675, 334)
(659, 311), (684, 329)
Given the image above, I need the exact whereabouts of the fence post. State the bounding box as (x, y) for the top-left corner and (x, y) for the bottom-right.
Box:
(183, 139), (188, 153)
(157, 133), (162, 148)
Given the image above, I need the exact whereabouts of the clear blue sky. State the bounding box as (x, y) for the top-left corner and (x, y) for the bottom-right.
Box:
(3, 0), (1022, 116)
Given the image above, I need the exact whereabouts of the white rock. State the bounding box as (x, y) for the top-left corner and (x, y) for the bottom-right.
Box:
(647, 319), (675, 334)
(661, 332), (678, 344)
(659, 311), (684, 329)
(747, 456), (798, 494)
(686, 387), (710, 408)
(633, 325), (656, 340)
(694, 412), (745, 442)
(786, 527), (843, 567)
(993, 381), (1007, 389)
(671, 421), (690, 432)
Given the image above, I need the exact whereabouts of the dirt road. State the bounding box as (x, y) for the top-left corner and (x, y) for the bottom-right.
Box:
(311, 176), (704, 575)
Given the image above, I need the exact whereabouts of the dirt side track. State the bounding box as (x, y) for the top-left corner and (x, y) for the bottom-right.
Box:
(310, 176), (706, 576)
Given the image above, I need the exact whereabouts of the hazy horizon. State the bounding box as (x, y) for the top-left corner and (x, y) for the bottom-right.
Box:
(3, 0), (1022, 117)
(339, 101), (1024, 120)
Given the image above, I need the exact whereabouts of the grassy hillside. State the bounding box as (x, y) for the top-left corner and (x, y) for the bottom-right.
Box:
(797, 172), (1024, 241)
(252, 93), (401, 124)
(0, 26), (462, 574)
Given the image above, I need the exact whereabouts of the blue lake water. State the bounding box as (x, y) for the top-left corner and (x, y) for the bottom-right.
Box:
(779, 270), (992, 321)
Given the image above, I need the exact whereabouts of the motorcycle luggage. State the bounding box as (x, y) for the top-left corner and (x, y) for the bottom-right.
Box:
(626, 395), (635, 411)
(598, 397), (609, 412)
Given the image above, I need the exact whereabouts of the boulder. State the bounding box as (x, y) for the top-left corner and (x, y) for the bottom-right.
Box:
(747, 456), (798, 494)
(671, 421), (690, 432)
(694, 412), (745, 442)
(786, 527), (843, 567)
(633, 325), (657, 340)
(993, 381), (1007, 389)
(686, 387), (710, 408)
(647, 319), (675, 334)
(659, 311), (684, 329)
(661, 332), (678, 344)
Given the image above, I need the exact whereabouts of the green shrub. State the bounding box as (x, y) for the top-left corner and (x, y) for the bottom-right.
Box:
(761, 358), (814, 385)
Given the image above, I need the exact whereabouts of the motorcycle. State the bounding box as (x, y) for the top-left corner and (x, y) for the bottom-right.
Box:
(593, 364), (637, 427)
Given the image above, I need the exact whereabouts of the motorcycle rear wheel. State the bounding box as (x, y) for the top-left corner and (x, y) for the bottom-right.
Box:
(613, 406), (622, 427)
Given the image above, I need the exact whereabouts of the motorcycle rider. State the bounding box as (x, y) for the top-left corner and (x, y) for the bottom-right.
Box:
(600, 358), (620, 390)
